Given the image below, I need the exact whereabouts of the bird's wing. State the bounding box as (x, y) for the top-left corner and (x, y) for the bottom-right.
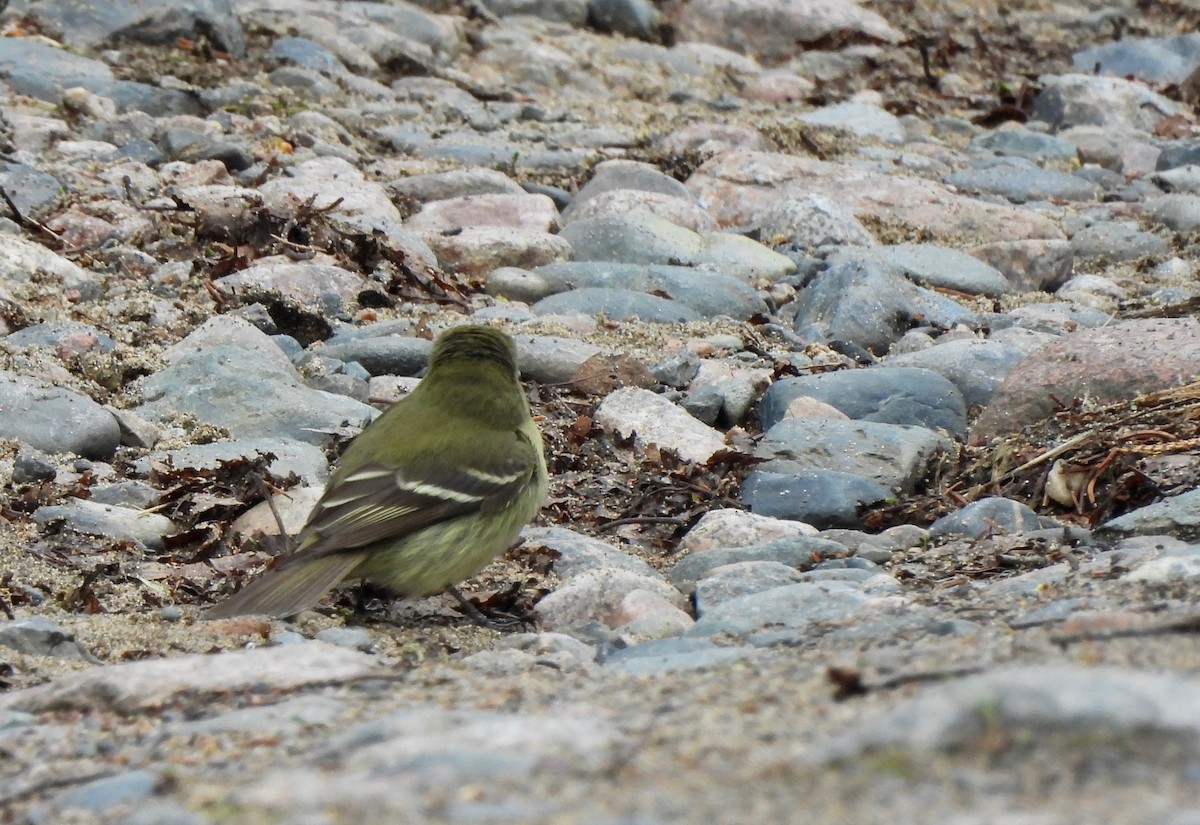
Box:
(292, 430), (540, 559)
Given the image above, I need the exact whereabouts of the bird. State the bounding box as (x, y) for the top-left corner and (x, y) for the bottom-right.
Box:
(205, 324), (548, 620)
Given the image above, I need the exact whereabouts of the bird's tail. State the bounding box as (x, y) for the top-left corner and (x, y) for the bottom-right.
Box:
(203, 552), (368, 619)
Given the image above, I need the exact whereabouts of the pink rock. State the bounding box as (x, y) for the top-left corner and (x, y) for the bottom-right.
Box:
(406, 193), (560, 233)
(686, 150), (1064, 245)
(666, 0), (902, 63)
(534, 568), (687, 629)
(562, 190), (717, 232)
(784, 395), (851, 421)
(681, 510), (817, 552)
(657, 123), (774, 156)
(611, 589), (694, 631)
(740, 70), (816, 103)
(420, 228), (572, 279)
(971, 317), (1200, 443)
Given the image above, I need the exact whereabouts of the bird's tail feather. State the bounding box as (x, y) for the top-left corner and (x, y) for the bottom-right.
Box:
(203, 553), (368, 619)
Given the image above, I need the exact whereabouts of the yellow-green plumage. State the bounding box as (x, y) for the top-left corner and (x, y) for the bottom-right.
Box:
(205, 325), (547, 619)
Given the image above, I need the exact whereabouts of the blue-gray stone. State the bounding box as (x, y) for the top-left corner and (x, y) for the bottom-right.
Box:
(533, 287), (700, 323)
(0, 372), (120, 459)
(944, 164), (1101, 203)
(0, 161), (62, 219)
(47, 769), (160, 812)
(1072, 35), (1200, 84)
(884, 339), (1026, 409)
(7, 321), (117, 353)
(562, 160), (690, 222)
(756, 418), (952, 493)
(692, 561), (807, 615)
(0, 37), (201, 115)
(0, 616), (94, 661)
(268, 37), (346, 73)
(134, 347), (377, 448)
(1070, 221), (1171, 262)
(969, 127), (1078, 162)
(686, 581), (870, 642)
(529, 262), (767, 319)
(315, 337), (432, 377)
(929, 496), (1042, 538)
(1097, 487), (1200, 541)
(758, 367), (967, 437)
(791, 256), (925, 354)
(524, 526), (659, 580)
(601, 637), (755, 674)
(859, 244), (1012, 298)
(1158, 142), (1200, 171)
(588, 0), (661, 40)
(6, 0), (246, 56)
(741, 470), (893, 529)
(667, 535), (848, 592)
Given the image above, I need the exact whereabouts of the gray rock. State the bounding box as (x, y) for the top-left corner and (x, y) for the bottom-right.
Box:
(1070, 221), (1171, 261)
(522, 526), (658, 580)
(128, 437), (331, 486)
(488, 0), (590, 25)
(740, 469), (894, 529)
(588, 0), (661, 40)
(8, 0), (246, 56)
(1032, 73), (1189, 132)
(680, 384), (723, 425)
(315, 627), (376, 652)
(759, 367), (967, 437)
(523, 262), (768, 320)
(0, 36), (201, 115)
(757, 418), (952, 493)
(316, 336), (432, 376)
(944, 163), (1100, 204)
(650, 350), (700, 388)
(268, 36), (346, 74)
(0, 372), (120, 459)
(1148, 194), (1200, 233)
(692, 561), (807, 614)
(511, 334), (604, 384)
(686, 581), (870, 643)
(388, 168), (525, 204)
(12, 446), (56, 484)
(884, 338), (1026, 409)
(967, 238), (1074, 293)
(562, 160), (691, 222)
(756, 193), (877, 249)
(533, 287), (701, 323)
(32, 498), (176, 550)
(813, 664), (1200, 760)
(0, 642), (379, 714)
(667, 534), (848, 592)
(795, 101), (905, 143)
(791, 255), (925, 354)
(860, 244), (1012, 298)
(134, 344), (377, 448)
(1098, 487), (1200, 541)
(41, 769), (161, 814)
(0, 616), (94, 662)
(929, 496), (1043, 538)
(560, 212), (794, 282)
(0, 161), (62, 219)
(1158, 142), (1200, 171)
(1072, 34), (1200, 84)
(969, 126), (1078, 161)
(6, 321), (116, 352)
(601, 637), (755, 674)
(1152, 164), (1200, 195)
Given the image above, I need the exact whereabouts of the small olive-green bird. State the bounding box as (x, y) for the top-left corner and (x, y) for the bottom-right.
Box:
(205, 325), (547, 619)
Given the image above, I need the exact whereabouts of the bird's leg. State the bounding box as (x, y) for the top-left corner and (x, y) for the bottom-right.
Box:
(446, 585), (527, 631)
